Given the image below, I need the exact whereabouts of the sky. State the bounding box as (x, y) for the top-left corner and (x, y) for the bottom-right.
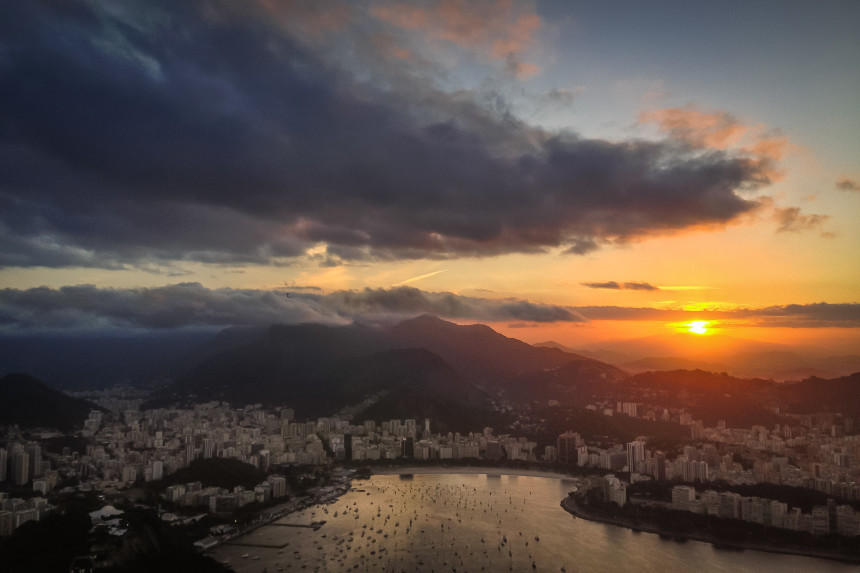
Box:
(1, 0), (858, 351)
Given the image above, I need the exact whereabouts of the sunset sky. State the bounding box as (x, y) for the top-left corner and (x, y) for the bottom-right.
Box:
(1, 1), (858, 351)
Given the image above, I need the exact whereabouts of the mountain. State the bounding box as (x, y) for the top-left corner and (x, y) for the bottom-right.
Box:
(327, 348), (496, 433)
(0, 373), (99, 431)
(148, 321), (499, 429)
(150, 316), (625, 429)
(0, 331), (217, 390)
(626, 370), (782, 427)
(778, 372), (860, 417)
(387, 315), (588, 386)
(506, 357), (628, 404)
(149, 323), (398, 410)
(621, 356), (730, 375)
(576, 333), (860, 381)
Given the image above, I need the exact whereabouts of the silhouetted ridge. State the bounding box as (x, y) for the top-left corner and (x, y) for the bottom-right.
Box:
(387, 314), (587, 386)
(0, 373), (98, 431)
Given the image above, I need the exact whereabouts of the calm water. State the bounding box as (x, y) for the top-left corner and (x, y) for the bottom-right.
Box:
(210, 473), (857, 572)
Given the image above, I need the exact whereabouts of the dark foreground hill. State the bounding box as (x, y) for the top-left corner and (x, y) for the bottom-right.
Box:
(0, 373), (98, 431)
(147, 316), (609, 429)
(146, 321), (499, 431)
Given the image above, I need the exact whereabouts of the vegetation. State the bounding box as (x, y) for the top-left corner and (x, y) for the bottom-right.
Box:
(150, 457), (265, 492)
(0, 373), (99, 432)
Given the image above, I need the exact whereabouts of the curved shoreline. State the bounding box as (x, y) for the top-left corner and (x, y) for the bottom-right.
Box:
(372, 466), (860, 565)
(370, 464), (580, 480)
(560, 494), (860, 565)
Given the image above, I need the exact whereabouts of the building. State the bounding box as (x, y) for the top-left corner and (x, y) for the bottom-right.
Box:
(672, 485), (696, 511)
(626, 440), (645, 473)
(344, 434), (353, 461)
(11, 451), (29, 485)
(604, 475), (627, 506)
(557, 432), (580, 464)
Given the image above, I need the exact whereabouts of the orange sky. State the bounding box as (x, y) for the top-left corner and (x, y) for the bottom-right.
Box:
(0, 1), (857, 354)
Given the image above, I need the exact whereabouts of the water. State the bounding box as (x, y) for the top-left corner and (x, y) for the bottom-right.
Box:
(210, 472), (857, 572)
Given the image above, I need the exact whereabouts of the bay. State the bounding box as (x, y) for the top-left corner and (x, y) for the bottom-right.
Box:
(209, 472), (857, 572)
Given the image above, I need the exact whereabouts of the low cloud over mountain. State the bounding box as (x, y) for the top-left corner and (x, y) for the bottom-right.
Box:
(2, 284), (857, 333)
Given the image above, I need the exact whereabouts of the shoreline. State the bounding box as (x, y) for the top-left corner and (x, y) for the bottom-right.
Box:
(370, 464), (580, 481)
(560, 494), (860, 565)
(214, 466), (860, 567)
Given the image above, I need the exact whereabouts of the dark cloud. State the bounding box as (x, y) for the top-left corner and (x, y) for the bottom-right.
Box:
(1, 284), (856, 332)
(0, 283), (341, 330)
(773, 207), (829, 234)
(623, 282), (660, 291)
(0, 284), (585, 332)
(322, 287), (585, 324)
(581, 281), (659, 291)
(836, 178), (860, 192)
(582, 281), (622, 290)
(0, 1), (780, 269)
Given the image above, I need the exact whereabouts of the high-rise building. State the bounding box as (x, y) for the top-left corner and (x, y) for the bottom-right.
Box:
(812, 505), (830, 535)
(718, 491), (741, 519)
(152, 460), (164, 481)
(654, 451), (666, 481)
(12, 452), (29, 485)
(605, 476), (627, 506)
(24, 443), (41, 479)
(557, 432), (580, 464)
(0, 448), (7, 482)
(344, 434), (353, 461)
(486, 441), (502, 461)
(402, 437), (414, 459)
(671, 485), (696, 511)
(626, 440), (645, 473)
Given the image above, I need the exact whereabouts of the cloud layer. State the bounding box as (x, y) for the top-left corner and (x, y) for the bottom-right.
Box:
(0, 284), (584, 331)
(0, 1), (794, 270)
(1, 284), (856, 332)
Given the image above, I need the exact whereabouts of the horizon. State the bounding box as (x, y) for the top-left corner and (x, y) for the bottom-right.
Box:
(1, 1), (858, 356)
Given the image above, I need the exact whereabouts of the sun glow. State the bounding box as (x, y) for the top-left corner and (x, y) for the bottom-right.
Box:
(688, 320), (709, 335)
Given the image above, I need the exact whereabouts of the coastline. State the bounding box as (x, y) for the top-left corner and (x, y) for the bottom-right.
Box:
(370, 464), (580, 481)
(560, 494), (860, 565)
(370, 466), (860, 565)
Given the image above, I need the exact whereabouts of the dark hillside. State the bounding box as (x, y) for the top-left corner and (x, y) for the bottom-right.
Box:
(0, 373), (98, 431)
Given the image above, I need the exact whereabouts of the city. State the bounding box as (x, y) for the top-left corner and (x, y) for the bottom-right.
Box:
(3, 374), (858, 568)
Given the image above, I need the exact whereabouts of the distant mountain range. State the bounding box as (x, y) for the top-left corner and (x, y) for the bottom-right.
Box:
(3, 317), (859, 433)
(0, 373), (99, 431)
(145, 315), (620, 431)
(537, 333), (860, 381)
(0, 331), (215, 390)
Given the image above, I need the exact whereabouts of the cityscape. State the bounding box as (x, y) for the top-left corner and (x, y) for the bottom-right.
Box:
(1, 0), (859, 571)
(3, 356), (860, 569)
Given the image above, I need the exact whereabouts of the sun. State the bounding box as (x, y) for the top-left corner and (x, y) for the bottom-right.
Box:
(688, 320), (709, 335)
